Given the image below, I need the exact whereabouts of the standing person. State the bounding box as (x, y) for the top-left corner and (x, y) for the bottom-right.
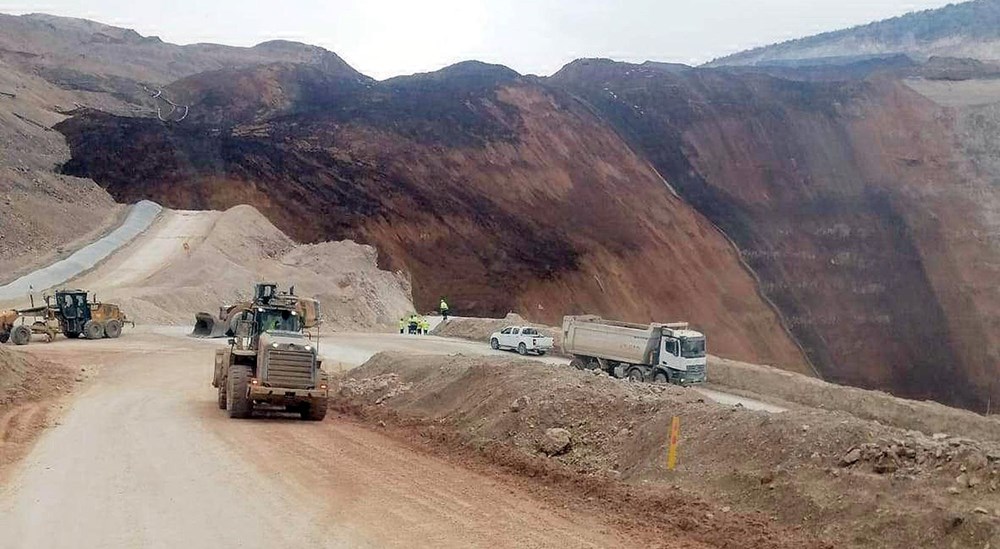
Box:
(439, 298), (450, 321)
(399, 317), (406, 334)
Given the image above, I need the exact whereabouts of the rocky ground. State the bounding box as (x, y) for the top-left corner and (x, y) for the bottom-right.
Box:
(334, 352), (1000, 549)
(0, 346), (74, 477)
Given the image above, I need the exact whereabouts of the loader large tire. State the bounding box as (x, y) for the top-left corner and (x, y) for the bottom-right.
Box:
(11, 326), (31, 346)
(84, 320), (104, 340)
(0, 331), (9, 344)
(226, 364), (253, 419)
(302, 398), (328, 421)
(104, 319), (122, 339)
(217, 383), (227, 410)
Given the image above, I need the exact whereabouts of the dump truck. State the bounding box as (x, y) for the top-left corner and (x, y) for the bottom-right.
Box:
(562, 315), (706, 384)
(193, 289), (320, 338)
(0, 290), (130, 345)
(212, 283), (328, 420)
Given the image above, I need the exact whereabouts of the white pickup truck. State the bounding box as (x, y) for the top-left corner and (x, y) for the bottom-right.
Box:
(490, 326), (554, 356)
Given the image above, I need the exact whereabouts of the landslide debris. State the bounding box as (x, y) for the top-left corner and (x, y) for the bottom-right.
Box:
(335, 352), (1000, 549)
(76, 205), (414, 331)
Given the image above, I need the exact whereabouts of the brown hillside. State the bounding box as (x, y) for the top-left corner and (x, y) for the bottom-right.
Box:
(54, 62), (809, 373)
(551, 59), (1000, 410)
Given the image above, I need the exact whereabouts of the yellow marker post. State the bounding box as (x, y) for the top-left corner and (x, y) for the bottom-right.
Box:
(667, 416), (680, 471)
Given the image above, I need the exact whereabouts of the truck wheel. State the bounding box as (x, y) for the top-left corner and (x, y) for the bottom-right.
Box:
(0, 331), (8, 344)
(84, 320), (104, 340)
(490, 338), (499, 350)
(217, 384), (227, 410)
(569, 358), (586, 370)
(227, 364), (253, 419)
(627, 368), (644, 382)
(302, 398), (328, 421)
(517, 343), (527, 355)
(11, 326), (31, 346)
(653, 371), (669, 384)
(104, 319), (122, 339)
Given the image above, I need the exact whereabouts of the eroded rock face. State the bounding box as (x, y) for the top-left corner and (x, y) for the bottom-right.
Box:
(550, 59), (1000, 411)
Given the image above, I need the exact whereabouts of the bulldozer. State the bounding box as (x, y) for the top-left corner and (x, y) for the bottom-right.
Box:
(0, 290), (130, 345)
(193, 285), (320, 338)
(211, 283), (328, 420)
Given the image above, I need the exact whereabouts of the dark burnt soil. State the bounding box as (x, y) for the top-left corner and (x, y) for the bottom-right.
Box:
(55, 62), (808, 371)
(549, 59), (1000, 412)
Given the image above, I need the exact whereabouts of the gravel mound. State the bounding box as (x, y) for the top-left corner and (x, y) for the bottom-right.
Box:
(336, 352), (1000, 549)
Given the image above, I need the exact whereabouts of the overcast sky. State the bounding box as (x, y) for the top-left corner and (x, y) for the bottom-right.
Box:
(1, 0), (958, 79)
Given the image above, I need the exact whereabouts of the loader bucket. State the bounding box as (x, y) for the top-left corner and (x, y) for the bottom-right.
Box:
(192, 312), (228, 338)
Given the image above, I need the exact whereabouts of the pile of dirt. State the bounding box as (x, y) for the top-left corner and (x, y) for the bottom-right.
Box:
(82, 205), (414, 331)
(708, 355), (1000, 443)
(334, 352), (1000, 549)
(0, 346), (74, 475)
(431, 314), (563, 348)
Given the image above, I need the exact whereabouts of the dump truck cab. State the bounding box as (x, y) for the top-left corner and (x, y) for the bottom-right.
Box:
(212, 283), (328, 421)
(656, 325), (707, 384)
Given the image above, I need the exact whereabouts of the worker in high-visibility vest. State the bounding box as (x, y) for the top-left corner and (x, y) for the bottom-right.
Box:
(439, 298), (450, 321)
(419, 317), (430, 335)
(398, 317), (407, 334)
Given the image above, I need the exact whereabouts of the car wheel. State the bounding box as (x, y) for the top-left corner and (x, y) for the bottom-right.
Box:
(517, 343), (527, 355)
(490, 338), (499, 350)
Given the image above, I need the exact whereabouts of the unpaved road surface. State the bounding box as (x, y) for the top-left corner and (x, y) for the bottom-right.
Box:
(0, 334), (648, 549)
(159, 326), (785, 413)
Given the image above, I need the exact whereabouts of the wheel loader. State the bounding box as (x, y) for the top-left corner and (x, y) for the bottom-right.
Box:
(192, 286), (320, 338)
(212, 283), (328, 420)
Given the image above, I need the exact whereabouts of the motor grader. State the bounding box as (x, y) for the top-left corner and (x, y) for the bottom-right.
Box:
(0, 290), (130, 345)
(212, 283), (328, 421)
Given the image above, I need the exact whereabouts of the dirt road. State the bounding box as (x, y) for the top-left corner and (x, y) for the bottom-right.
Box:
(0, 334), (648, 548)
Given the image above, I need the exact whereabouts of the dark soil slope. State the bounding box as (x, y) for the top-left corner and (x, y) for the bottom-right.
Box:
(55, 61), (809, 372)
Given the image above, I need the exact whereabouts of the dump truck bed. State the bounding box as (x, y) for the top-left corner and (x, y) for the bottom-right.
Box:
(562, 315), (660, 365)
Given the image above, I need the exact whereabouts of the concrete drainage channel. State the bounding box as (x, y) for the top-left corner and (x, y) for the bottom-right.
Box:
(0, 200), (162, 301)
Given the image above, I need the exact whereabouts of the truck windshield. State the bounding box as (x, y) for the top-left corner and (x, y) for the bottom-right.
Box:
(258, 309), (301, 332)
(681, 337), (706, 358)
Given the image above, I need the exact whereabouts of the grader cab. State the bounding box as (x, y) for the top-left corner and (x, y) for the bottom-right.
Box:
(0, 290), (131, 345)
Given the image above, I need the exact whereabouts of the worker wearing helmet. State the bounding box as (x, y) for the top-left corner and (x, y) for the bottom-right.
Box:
(439, 298), (449, 321)
(419, 316), (430, 335)
(399, 317), (406, 334)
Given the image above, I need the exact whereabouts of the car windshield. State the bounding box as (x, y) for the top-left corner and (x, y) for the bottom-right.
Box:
(681, 337), (706, 358)
(258, 309), (301, 332)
